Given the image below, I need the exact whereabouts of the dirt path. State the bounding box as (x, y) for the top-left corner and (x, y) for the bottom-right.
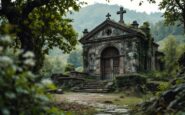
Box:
(55, 92), (120, 103)
(55, 92), (130, 115)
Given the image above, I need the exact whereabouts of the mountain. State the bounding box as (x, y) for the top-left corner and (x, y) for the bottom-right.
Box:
(68, 3), (163, 35)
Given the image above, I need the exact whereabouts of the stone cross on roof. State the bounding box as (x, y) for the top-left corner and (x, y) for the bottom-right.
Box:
(106, 13), (111, 20)
(117, 7), (126, 23)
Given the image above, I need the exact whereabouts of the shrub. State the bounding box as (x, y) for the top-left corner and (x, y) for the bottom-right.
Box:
(116, 74), (147, 87)
(144, 71), (169, 81)
(64, 63), (75, 73)
(0, 36), (62, 115)
(158, 82), (171, 91)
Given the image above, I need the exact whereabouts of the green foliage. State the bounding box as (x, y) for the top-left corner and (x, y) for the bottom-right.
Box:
(116, 74), (147, 88)
(131, 0), (185, 32)
(67, 50), (83, 68)
(158, 82), (170, 92)
(145, 71), (169, 81)
(65, 64), (75, 73)
(0, 0), (85, 72)
(75, 66), (83, 72)
(40, 55), (66, 78)
(28, 6), (79, 53)
(140, 22), (152, 39)
(159, 0), (185, 31)
(151, 21), (184, 41)
(161, 35), (185, 78)
(0, 36), (62, 115)
(68, 3), (163, 35)
(133, 84), (185, 114)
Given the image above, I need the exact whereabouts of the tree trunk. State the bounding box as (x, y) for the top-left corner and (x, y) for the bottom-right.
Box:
(18, 22), (46, 73)
(18, 24), (34, 52)
(16, 21), (37, 72)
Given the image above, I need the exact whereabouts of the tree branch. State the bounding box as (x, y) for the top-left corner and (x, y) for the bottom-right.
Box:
(0, 0), (12, 16)
(22, 0), (51, 18)
(175, 0), (184, 10)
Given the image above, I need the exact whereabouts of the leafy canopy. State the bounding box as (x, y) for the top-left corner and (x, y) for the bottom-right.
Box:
(0, 0), (85, 72)
(128, 0), (185, 32)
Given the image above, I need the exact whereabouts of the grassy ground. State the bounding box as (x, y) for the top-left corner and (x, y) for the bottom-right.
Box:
(54, 92), (148, 108)
(54, 101), (96, 115)
(53, 92), (156, 115)
(112, 96), (143, 106)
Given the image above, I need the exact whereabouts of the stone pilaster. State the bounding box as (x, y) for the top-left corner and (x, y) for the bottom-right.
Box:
(119, 56), (124, 75)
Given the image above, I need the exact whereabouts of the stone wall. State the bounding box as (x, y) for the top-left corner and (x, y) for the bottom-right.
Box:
(83, 36), (143, 80)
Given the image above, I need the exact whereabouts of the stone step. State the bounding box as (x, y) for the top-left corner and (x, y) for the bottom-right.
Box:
(83, 86), (103, 89)
(72, 80), (111, 93)
(85, 83), (103, 85)
(74, 88), (109, 93)
(83, 84), (104, 87)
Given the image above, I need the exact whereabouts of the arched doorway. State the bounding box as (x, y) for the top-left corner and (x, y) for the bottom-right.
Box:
(101, 47), (120, 80)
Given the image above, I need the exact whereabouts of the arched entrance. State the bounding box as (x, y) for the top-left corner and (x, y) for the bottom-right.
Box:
(101, 47), (120, 80)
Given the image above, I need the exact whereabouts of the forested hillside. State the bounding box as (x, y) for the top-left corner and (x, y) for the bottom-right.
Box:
(68, 3), (163, 36)
(67, 3), (184, 42)
(49, 3), (163, 56)
(151, 21), (184, 42)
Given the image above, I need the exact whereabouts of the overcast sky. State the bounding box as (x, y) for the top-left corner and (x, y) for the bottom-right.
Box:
(80, 0), (163, 14)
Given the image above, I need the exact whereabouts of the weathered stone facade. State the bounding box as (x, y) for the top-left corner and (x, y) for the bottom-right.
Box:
(79, 7), (163, 80)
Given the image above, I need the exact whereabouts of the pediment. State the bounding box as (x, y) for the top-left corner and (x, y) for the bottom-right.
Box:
(89, 25), (129, 40)
(80, 20), (140, 43)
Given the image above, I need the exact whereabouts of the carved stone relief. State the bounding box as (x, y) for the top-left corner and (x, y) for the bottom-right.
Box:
(89, 26), (129, 40)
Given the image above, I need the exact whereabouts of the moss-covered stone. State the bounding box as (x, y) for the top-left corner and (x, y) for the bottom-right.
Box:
(115, 74), (147, 87)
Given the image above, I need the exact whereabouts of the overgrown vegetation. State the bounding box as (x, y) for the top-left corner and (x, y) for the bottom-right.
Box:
(1, 0), (185, 114)
(0, 36), (63, 114)
(160, 35), (185, 78)
(0, 0), (84, 72)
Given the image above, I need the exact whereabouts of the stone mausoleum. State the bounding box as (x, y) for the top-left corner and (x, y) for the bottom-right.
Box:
(79, 7), (164, 80)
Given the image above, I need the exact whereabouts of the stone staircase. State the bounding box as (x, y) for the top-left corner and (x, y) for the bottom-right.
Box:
(73, 80), (112, 93)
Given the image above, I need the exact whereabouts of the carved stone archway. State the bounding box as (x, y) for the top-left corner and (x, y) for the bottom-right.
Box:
(101, 47), (120, 80)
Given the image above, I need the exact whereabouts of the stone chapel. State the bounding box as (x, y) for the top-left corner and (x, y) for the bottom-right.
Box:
(79, 7), (164, 80)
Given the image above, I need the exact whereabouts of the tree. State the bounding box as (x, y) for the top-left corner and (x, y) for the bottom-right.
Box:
(129, 0), (185, 32)
(162, 35), (179, 77)
(151, 21), (184, 41)
(67, 50), (83, 68)
(159, 0), (185, 32)
(0, 0), (84, 72)
(41, 55), (65, 77)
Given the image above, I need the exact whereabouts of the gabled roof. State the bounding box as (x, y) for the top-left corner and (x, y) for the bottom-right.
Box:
(79, 19), (146, 43)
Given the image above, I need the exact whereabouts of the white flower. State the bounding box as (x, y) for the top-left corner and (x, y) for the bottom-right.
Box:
(15, 49), (23, 56)
(0, 46), (3, 52)
(23, 51), (34, 58)
(27, 71), (35, 78)
(24, 58), (35, 66)
(41, 79), (53, 85)
(0, 56), (13, 65)
(1, 36), (11, 43)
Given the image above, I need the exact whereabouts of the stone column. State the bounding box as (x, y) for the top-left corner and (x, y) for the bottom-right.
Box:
(95, 57), (101, 80)
(119, 56), (124, 76)
(151, 57), (155, 71)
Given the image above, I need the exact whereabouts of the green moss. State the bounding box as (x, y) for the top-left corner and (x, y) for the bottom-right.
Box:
(116, 74), (147, 88)
(113, 97), (143, 107)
